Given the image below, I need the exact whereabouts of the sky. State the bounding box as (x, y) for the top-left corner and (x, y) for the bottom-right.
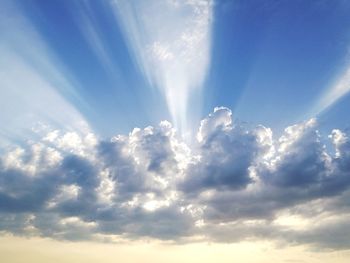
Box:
(1, 0), (350, 262)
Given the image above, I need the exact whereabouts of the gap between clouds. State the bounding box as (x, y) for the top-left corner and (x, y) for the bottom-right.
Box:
(0, 107), (350, 249)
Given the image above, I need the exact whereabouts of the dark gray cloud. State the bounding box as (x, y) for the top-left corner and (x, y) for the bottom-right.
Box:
(0, 107), (350, 249)
(260, 119), (328, 188)
(181, 108), (261, 193)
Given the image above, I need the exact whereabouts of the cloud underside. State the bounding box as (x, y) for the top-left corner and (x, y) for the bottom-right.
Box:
(0, 107), (350, 249)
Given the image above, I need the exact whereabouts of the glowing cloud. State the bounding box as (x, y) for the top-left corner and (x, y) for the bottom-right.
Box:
(110, 0), (213, 133)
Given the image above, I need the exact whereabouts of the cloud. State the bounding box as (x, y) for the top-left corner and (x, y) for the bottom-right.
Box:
(1, 107), (350, 249)
(260, 118), (329, 188)
(180, 107), (265, 193)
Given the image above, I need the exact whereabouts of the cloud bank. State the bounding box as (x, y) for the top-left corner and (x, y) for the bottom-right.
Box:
(0, 107), (350, 249)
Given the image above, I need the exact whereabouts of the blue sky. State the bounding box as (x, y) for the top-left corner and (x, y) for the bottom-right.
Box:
(1, 0), (350, 260)
(206, 0), (350, 130)
(2, 0), (350, 140)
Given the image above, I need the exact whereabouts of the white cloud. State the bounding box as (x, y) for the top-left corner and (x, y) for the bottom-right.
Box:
(1, 107), (350, 249)
(197, 107), (233, 143)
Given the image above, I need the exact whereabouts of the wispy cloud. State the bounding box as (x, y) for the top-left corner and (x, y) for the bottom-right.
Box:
(110, 0), (213, 134)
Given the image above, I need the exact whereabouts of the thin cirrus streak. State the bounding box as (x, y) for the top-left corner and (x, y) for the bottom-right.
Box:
(110, 0), (213, 135)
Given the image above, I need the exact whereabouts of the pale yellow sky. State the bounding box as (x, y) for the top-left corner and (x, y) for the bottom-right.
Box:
(1, 236), (350, 263)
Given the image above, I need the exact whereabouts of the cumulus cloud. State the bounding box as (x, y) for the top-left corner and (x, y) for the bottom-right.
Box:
(181, 107), (264, 193)
(0, 107), (350, 249)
